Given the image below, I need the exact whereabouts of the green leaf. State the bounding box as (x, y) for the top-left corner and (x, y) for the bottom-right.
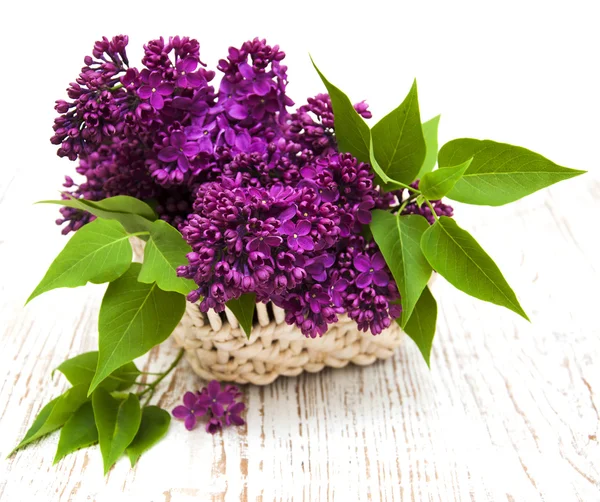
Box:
(369, 134), (394, 185)
(370, 211), (432, 326)
(53, 402), (98, 464)
(401, 286), (437, 366)
(9, 398), (58, 456)
(438, 139), (586, 206)
(55, 352), (140, 392)
(126, 406), (171, 467)
(11, 384), (88, 454)
(415, 195), (426, 208)
(311, 57), (370, 163)
(89, 263), (185, 394)
(138, 220), (196, 295)
(419, 158), (473, 200)
(92, 389), (141, 474)
(420, 216), (528, 320)
(371, 80), (426, 184)
(39, 197), (153, 234)
(83, 196), (157, 221)
(418, 115), (441, 178)
(226, 293), (256, 338)
(27, 218), (132, 303)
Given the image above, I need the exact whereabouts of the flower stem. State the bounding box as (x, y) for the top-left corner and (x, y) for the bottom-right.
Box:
(386, 180), (421, 194)
(396, 189), (421, 215)
(424, 199), (440, 221)
(109, 83), (124, 92)
(398, 199), (411, 214)
(137, 348), (185, 406)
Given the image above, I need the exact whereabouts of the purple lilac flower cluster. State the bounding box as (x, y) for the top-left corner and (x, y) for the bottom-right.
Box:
(53, 35), (453, 338)
(172, 380), (245, 434)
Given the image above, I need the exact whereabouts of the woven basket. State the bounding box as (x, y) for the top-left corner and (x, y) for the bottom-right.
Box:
(132, 239), (405, 385)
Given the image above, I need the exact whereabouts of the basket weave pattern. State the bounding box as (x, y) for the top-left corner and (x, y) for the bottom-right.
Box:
(132, 239), (404, 385)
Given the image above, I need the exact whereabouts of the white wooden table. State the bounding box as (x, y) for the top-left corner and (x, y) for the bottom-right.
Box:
(1, 164), (599, 501)
(1, 0), (600, 497)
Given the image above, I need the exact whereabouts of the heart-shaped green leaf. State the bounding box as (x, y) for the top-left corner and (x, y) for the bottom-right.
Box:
(138, 220), (196, 295)
(53, 401), (98, 464)
(417, 115), (441, 179)
(311, 57), (371, 163)
(11, 384), (88, 454)
(55, 352), (140, 392)
(371, 80), (426, 184)
(126, 406), (171, 467)
(438, 139), (586, 206)
(89, 263), (186, 394)
(420, 217), (528, 320)
(27, 218), (132, 303)
(370, 211), (432, 326)
(401, 286), (437, 367)
(226, 293), (257, 338)
(39, 197), (153, 234)
(92, 389), (141, 474)
(419, 157), (473, 200)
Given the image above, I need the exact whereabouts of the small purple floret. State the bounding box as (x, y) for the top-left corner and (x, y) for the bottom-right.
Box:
(173, 380), (245, 434)
(172, 391), (208, 431)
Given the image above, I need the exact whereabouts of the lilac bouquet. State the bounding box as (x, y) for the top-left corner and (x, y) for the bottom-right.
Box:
(12, 35), (583, 473)
(50, 35), (435, 339)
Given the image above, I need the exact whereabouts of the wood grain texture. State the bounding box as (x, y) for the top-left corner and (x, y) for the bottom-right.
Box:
(1, 168), (599, 501)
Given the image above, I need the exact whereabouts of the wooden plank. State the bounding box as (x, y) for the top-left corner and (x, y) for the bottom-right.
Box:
(1, 161), (599, 501)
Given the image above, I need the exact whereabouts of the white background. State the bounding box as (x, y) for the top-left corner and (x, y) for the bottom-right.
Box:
(1, 1), (599, 501)
(0, 1), (598, 250)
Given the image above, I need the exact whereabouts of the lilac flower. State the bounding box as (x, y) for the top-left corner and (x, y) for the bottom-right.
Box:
(185, 119), (216, 154)
(172, 91), (211, 117)
(280, 221), (313, 251)
(224, 402), (246, 426)
(197, 380), (234, 416)
(306, 285), (331, 313)
(215, 114), (237, 146)
(330, 277), (349, 307)
(246, 91), (279, 120)
(175, 57), (204, 88)
(172, 380), (246, 433)
(354, 100), (372, 119)
(226, 102), (248, 120)
(239, 62), (273, 96)
(355, 201), (373, 225)
(269, 185), (298, 207)
(172, 391), (208, 430)
(224, 384), (243, 399)
(297, 178), (338, 204)
(158, 132), (200, 172)
(287, 94), (336, 155)
(246, 234), (282, 255)
(138, 71), (174, 109)
(304, 254), (335, 282)
(354, 252), (389, 288)
(206, 418), (223, 434)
